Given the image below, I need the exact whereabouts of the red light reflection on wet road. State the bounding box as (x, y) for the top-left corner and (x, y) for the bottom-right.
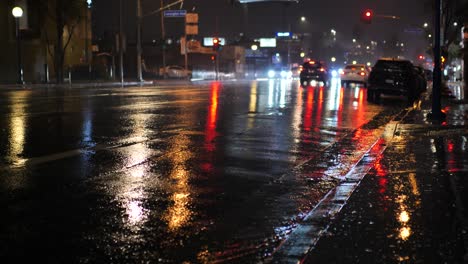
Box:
(205, 82), (220, 152)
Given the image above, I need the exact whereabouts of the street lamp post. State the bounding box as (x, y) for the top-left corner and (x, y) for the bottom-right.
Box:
(136, 0), (143, 82)
(12, 6), (24, 84)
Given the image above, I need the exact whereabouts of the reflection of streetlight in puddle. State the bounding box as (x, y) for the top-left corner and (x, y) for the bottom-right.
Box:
(399, 226), (411, 240)
(117, 113), (152, 228)
(164, 134), (193, 231)
(126, 199), (146, 225)
(8, 91), (31, 167)
(399, 211), (410, 223)
(396, 193), (414, 241)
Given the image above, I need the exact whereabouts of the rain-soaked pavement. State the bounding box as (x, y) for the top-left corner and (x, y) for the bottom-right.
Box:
(302, 87), (468, 264)
(0, 79), (410, 263)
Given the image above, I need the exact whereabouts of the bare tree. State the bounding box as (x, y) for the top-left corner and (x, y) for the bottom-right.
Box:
(36, 0), (86, 83)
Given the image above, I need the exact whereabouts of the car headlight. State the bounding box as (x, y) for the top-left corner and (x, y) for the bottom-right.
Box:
(268, 70), (276, 78)
(331, 70), (338, 77)
(280, 70), (287, 78)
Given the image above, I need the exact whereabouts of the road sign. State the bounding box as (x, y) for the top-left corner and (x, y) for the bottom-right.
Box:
(163, 10), (186, 17)
(185, 24), (198, 35)
(185, 13), (199, 24)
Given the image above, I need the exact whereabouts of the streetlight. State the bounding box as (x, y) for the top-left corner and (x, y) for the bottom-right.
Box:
(136, 0), (143, 82)
(300, 16), (306, 22)
(12, 6), (24, 84)
(330, 29), (336, 36)
(423, 22), (428, 28)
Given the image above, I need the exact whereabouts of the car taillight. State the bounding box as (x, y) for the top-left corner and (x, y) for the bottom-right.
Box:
(339, 69), (344, 75)
(360, 72), (366, 76)
(319, 68), (325, 72)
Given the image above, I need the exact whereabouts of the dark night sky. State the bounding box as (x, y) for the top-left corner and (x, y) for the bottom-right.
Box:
(93, 0), (431, 55)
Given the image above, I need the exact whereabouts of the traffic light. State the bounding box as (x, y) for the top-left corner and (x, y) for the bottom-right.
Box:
(361, 9), (373, 24)
(212, 37), (220, 51)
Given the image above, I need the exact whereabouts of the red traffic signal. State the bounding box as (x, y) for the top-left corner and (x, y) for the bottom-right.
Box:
(361, 9), (373, 24)
(212, 37), (220, 51)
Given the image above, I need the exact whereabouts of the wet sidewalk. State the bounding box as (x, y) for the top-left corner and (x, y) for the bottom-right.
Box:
(302, 83), (468, 263)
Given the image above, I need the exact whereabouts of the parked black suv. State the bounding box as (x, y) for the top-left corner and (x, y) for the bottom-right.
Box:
(367, 58), (425, 103)
(300, 60), (329, 86)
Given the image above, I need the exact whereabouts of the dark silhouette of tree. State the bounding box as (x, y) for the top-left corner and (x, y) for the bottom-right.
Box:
(36, 0), (86, 83)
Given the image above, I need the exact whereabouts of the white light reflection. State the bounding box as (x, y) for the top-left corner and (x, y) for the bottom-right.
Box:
(291, 84), (304, 150)
(117, 113), (153, 229)
(354, 87), (360, 99)
(126, 196), (146, 225)
(326, 80), (340, 111)
(82, 111), (93, 145)
(268, 80), (275, 107)
(279, 79), (288, 108)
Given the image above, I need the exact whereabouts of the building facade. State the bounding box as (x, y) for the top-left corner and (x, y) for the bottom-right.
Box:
(0, 0), (92, 84)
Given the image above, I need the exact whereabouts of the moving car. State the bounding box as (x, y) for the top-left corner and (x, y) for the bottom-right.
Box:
(340, 64), (370, 86)
(164, 65), (192, 79)
(267, 65), (292, 79)
(299, 60), (329, 86)
(367, 58), (425, 103)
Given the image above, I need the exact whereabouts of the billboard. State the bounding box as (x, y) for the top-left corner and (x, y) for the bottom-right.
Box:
(259, 38), (276, 47)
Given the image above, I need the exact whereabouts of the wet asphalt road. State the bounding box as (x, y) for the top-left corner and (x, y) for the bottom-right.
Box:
(0, 79), (407, 263)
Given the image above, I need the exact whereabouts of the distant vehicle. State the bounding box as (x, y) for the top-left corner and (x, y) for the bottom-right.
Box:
(340, 64), (370, 87)
(267, 65), (292, 79)
(423, 69), (433, 81)
(164, 65), (192, 79)
(367, 58), (425, 103)
(299, 60), (329, 86)
(291, 65), (302, 79)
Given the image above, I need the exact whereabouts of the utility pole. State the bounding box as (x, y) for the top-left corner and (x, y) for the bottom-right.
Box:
(136, 0), (184, 82)
(430, 0), (445, 120)
(161, 0), (166, 78)
(119, 0), (125, 84)
(136, 0), (143, 82)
